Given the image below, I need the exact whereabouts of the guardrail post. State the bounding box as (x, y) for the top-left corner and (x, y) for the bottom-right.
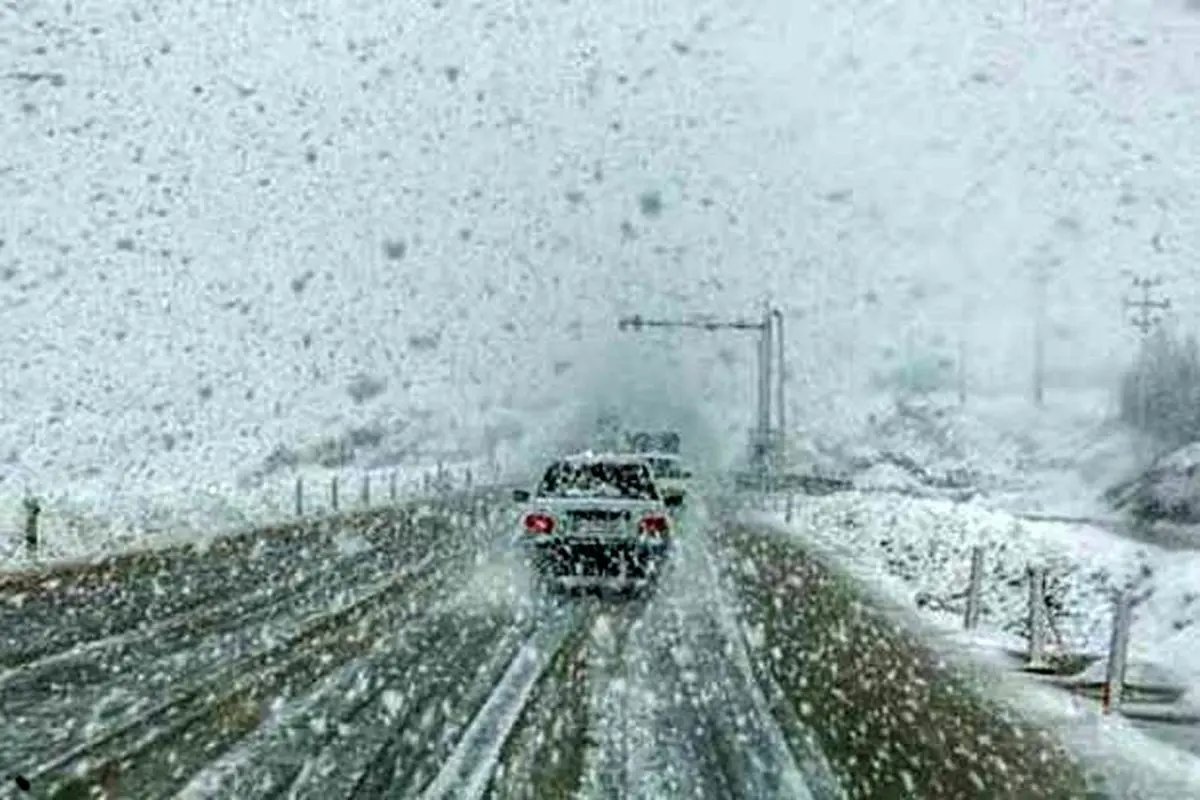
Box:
(1102, 589), (1134, 714)
(389, 471), (397, 503)
(1027, 565), (1049, 668)
(23, 495), (41, 557)
(331, 475), (339, 512)
(361, 473), (371, 507)
(964, 546), (983, 630)
(465, 466), (473, 490)
(785, 491), (794, 522)
(294, 476), (304, 516)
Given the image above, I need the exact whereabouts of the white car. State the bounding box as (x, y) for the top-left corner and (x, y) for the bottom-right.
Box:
(639, 451), (693, 507)
(511, 452), (679, 589)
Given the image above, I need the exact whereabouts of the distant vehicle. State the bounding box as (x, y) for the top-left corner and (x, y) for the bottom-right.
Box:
(625, 430), (680, 455)
(511, 452), (679, 591)
(640, 452), (693, 507)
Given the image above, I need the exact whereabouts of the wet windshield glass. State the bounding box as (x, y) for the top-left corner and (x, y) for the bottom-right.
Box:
(537, 462), (658, 500)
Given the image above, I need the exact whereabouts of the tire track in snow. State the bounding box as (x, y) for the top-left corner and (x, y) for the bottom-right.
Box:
(0, 508), (433, 669)
(691, 523), (843, 800)
(177, 524), (538, 799)
(576, 592), (669, 799)
(419, 600), (594, 800)
(20, 548), (454, 798)
(284, 610), (534, 798)
(575, 501), (820, 799)
(0, 540), (396, 711)
(177, 583), (523, 798)
(659, 527), (815, 798)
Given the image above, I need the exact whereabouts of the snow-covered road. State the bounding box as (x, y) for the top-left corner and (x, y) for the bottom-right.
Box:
(0, 489), (1163, 799)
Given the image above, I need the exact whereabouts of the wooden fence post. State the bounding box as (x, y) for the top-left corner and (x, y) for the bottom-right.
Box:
(963, 546), (983, 630)
(23, 495), (41, 556)
(1102, 589), (1134, 714)
(295, 476), (304, 516)
(331, 475), (339, 512)
(1027, 565), (1049, 668)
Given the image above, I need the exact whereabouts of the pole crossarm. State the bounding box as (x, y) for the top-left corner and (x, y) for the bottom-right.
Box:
(1122, 275), (1171, 336)
(617, 314), (766, 333)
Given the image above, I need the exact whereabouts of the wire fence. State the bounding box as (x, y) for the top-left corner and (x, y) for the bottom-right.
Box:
(0, 458), (499, 569)
(748, 488), (1198, 723)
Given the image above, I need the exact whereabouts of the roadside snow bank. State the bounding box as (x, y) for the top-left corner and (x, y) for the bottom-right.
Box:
(762, 492), (1200, 691)
(1105, 442), (1200, 547)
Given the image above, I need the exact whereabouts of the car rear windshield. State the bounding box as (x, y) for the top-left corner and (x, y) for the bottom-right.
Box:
(648, 458), (685, 479)
(537, 461), (659, 500)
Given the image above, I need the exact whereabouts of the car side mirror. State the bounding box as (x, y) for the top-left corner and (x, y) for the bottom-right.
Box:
(663, 493), (683, 508)
(512, 489), (530, 502)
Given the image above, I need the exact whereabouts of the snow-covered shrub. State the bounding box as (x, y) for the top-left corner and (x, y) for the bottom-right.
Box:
(870, 351), (956, 396)
(1106, 442), (1200, 524)
(1118, 327), (1200, 448)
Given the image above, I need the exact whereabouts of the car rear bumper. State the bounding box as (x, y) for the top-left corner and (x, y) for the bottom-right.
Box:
(520, 537), (669, 577)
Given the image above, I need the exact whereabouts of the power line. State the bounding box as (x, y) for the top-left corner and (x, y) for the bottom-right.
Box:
(617, 315), (765, 333)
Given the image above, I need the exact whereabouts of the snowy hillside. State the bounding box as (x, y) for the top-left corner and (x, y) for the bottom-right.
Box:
(3, 0), (1199, 530)
(792, 387), (1144, 517)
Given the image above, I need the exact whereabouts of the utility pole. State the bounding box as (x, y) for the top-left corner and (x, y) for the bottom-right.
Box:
(771, 307), (786, 463)
(957, 295), (969, 406)
(617, 305), (785, 483)
(1122, 274), (1171, 432)
(954, 181), (986, 407)
(758, 300), (773, 471)
(1031, 254), (1055, 408)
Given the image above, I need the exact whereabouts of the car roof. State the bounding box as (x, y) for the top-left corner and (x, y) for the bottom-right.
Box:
(557, 451), (652, 466)
(637, 451), (681, 461)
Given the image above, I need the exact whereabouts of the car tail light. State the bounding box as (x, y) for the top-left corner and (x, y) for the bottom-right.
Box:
(523, 512), (555, 534)
(638, 513), (669, 535)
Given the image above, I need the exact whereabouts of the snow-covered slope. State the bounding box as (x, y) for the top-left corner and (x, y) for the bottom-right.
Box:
(786, 387), (1142, 518)
(3, 0), (1198, 533)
